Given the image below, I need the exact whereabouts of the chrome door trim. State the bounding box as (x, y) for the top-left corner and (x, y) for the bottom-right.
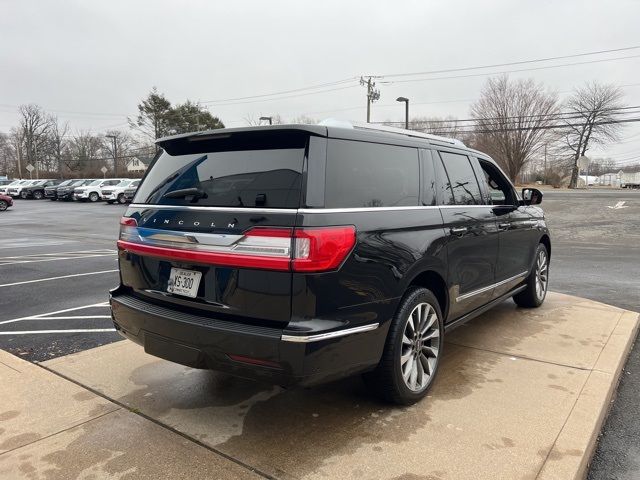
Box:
(281, 323), (379, 343)
(455, 270), (528, 303)
(129, 204), (298, 214)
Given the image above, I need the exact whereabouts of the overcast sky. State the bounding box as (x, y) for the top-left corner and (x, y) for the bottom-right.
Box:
(1, 0), (639, 163)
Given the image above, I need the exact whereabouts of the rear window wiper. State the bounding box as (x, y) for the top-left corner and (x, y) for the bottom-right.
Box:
(162, 188), (207, 201)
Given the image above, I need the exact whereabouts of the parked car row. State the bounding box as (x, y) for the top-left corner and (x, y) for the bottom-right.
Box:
(0, 178), (141, 205)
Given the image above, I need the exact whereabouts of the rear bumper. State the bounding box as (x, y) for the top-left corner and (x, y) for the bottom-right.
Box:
(110, 286), (384, 386)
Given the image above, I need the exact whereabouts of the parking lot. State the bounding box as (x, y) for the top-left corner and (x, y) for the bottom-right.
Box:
(0, 200), (125, 361)
(0, 190), (639, 479)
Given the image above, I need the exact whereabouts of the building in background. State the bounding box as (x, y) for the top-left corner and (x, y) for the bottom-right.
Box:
(125, 157), (152, 174)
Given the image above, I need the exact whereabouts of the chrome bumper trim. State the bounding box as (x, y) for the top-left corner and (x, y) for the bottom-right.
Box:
(281, 323), (380, 343)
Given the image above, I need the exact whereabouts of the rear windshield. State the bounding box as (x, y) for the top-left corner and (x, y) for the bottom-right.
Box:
(134, 133), (308, 208)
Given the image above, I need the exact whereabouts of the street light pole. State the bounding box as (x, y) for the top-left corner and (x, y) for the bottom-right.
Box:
(396, 97), (409, 130)
(106, 135), (117, 176)
(259, 116), (273, 125)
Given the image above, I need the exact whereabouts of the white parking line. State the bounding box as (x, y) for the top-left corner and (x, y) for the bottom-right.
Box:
(0, 249), (114, 260)
(0, 270), (118, 288)
(0, 329), (116, 335)
(0, 253), (117, 266)
(0, 241), (75, 250)
(0, 302), (110, 326)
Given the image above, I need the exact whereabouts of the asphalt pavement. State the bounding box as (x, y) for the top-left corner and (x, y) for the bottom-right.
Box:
(0, 189), (638, 478)
(538, 189), (640, 480)
(0, 199), (124, 361)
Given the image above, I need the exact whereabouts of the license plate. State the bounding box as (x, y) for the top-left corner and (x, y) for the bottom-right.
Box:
(167, 268), (202, 298)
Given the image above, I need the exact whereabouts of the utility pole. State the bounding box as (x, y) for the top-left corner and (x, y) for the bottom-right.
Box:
(360, 76), (381, 123)
(34, 142), (39, 180)
(16, 143), (22, 179)
(106, 135), (118, 176)
(544, 144), (547, 185)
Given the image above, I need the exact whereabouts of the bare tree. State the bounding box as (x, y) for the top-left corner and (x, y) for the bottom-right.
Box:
(47, 116), (69, 177)
(17, 104), (53, 178)
(559, 83), (624, 188)
(9, 128), (25, 178)
(103, 130), (134, 174)
(470, 76), (559, 182)
(67, 131), (103, 175)
(290, 115), (319, 125)
(0, 133), (15, 177)
(409, 116), (464, 138)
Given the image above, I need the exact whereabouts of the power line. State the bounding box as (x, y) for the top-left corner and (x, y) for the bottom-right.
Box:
(200, 77), (359, 104)
(379, 54), (640, 85)
(374, 105), (640, 127)
(377, 45), (640, 79)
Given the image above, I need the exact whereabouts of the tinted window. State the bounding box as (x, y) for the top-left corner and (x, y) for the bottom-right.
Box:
(421, 149), (437, 206)
(478, 160), (516, 205)
(135, 138), (307, 208)
(433, 152), (455, 205)
(438, 152), (482, 205)
(325, 140), (419, 208)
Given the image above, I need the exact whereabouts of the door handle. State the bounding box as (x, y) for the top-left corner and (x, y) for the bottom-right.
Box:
(498, 222), (511, 230)
(450, 226), (468, 235)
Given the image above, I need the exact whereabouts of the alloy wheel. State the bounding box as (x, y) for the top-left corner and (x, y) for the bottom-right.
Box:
(34, 191), (43, 200)
(89, 192), (99, 202)
(535, 250), (548, 300)
(401, 302), (441, 392)
(0, 200), (7, 211)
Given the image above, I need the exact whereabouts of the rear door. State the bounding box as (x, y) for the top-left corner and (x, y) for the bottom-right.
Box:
(434, 150), (499, 321)
(118, 129), (313, 327)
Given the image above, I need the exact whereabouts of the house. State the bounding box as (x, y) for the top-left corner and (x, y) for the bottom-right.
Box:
(125, 157), (152, 174)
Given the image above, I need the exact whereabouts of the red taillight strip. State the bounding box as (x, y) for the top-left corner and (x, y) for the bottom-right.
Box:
(117, 240), (291, 271)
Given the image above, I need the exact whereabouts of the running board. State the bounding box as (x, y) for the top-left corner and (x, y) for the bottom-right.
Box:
(444, 285), (527, 333)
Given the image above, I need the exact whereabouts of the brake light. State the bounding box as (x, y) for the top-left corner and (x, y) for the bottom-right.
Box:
(117, 221), (356, 273)
(292, 226), (356, 272)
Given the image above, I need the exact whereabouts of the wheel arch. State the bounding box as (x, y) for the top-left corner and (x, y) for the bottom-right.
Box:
(539, 233), (551, 258)
(405, 269), (449, 320)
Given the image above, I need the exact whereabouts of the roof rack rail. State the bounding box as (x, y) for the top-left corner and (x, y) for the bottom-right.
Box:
(320, 119), (465, 147)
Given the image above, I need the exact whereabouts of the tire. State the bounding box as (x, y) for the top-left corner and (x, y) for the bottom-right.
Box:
(20, 191), (28, 199)
(88, 192), (99, 202)
(49, 198), (57, 201)
(0, 200), (7, 211)
(33, 190), (43, 200)
(117, 193), (126, 204)
(513, 243), (549, 308)
(363, 286), (444, 405)
(106, 200), (114, 204)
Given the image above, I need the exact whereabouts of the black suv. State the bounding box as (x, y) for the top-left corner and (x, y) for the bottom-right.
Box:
(20, 179), (62, 199)
(123, 179), (141, 203)
(56, 179), (93, 200)
(111, 123), (550, 404)
(45, 179), (74, 200)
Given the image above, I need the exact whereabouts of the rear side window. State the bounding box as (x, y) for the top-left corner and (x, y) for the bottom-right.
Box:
(438, 152), (483, 205)
(325, 140), (419, 208)
(134, 134), (307, 208)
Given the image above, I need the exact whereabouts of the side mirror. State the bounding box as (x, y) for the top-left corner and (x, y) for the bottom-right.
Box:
(522, 188), (543, 206)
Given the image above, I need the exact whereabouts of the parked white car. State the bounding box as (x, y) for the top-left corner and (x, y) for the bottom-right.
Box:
(7, 180), (45, 198)
(74, 178), (125, 202)
(101, 179), (136, 204)
(0, 180), (27, 195)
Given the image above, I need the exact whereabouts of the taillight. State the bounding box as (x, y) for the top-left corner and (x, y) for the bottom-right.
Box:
(292, 226), (356, 272)
(117, 218), (356, 273)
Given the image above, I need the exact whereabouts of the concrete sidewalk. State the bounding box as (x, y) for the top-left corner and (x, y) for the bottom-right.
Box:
(1, 292), (638, 480)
